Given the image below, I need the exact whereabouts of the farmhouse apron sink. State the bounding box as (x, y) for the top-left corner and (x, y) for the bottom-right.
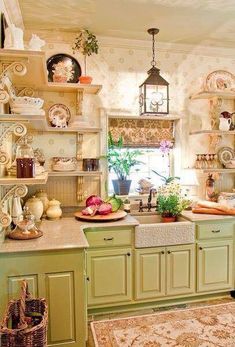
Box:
(132, 213), (195, 248)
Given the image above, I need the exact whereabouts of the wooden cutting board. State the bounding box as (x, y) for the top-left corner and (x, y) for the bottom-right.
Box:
(192, 207), (235, 215)
(74, 210), (127, 222)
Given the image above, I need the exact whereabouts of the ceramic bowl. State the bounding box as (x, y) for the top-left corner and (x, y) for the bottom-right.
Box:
(51, 157), (77, 171)
(11, 96), (44, 108)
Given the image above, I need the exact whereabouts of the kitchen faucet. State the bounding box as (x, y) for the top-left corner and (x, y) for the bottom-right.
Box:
(147, 188), (157, 212)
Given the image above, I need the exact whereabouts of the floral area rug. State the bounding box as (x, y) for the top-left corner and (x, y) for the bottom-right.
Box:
(91, 302), (235, 346)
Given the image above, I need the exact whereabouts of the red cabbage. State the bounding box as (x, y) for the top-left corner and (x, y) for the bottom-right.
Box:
(98, 203), (112, 215)
(82, 205), (98, 216)
(86, 195), (103, 207)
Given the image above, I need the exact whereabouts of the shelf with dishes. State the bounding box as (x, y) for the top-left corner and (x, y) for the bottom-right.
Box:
(190, 130), (235, 135)
(48, 171), (102, 177)
(0, 49), (102, 95)
(190, 90), (235, 100)
(0, 114), (102, 133)
(0, 172), (48, 186)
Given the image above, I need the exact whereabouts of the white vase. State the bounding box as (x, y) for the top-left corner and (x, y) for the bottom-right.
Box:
(35, 190), (49, 214)
(219, 117), (231, 131)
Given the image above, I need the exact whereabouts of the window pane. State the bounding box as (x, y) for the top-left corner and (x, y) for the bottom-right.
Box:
(108, 148), (171, 195)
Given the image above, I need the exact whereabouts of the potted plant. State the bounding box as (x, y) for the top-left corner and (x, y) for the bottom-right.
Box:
(157, 180), (190, 222)
(72, 29), (98, 84)
(107, 132), (142, 195)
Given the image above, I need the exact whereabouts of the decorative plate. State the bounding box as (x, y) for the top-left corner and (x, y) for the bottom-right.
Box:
(205, 70), (235, 92)
(48, 103), (71, 128)
(47, 54), (81, 83)
(217, 147), (235, 166)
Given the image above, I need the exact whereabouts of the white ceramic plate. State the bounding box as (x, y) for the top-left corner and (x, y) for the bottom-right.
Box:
(48, 103), (71, 128)
(205, 70), (235, 92)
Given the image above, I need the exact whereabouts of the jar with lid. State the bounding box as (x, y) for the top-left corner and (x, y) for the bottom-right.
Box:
(205, 174), (217, 201)
(16, 139), (35, 178)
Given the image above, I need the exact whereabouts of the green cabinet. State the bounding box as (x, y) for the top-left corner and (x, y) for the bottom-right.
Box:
(166, 244), (195, 296)
(135, 247), (165, 300)
(0, 250), (86, 347)
(135, 244), (195, 300)
(87, 248), (132, 306)
(197, 240), (233, 292)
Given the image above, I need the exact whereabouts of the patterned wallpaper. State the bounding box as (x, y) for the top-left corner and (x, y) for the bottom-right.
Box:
(26, 33), (235, 202)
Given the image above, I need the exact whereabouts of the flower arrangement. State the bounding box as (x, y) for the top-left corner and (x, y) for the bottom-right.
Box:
(157, 180), (190, 222)
(52, 61), (74, 82)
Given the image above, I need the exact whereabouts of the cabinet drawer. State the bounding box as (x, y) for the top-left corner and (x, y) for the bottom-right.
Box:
(85, 228), (132, 247)
(197, 222), (233, 240)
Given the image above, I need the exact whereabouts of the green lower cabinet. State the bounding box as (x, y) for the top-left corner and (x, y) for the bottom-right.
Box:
(197, 240), (233, 292)
(135, 247), (165, 300)
(0, 250), (86, 347)
(87, 248), (132, 306)
(135, 244), (195, 301)
(166, 244), (195, 296)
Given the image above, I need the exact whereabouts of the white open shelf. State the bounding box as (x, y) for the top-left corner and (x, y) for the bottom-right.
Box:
(48, 171), (102, 177)
(0, 172), (48, 186)
(190, 130), (235, 135)
(190, 90), (235, 100)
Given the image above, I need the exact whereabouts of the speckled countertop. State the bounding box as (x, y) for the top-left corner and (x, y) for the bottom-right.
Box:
(0, 214), (138, 254)
(182, 210), (235, 222)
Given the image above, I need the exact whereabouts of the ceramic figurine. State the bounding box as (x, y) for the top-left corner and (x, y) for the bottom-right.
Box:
(46, 199), (62, 220)
(28, 34), (45, 51)
(25, 196), (43, 222)
(4, 24), (24, 50)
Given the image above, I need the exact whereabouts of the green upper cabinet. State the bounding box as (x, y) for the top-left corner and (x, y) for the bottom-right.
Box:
(166, 244), (195, 296)
(135, 247), (165, 300)
(87, 248), (132, 307)
(197, 240), (233, 292)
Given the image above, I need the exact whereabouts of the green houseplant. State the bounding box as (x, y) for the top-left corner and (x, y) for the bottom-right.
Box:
(157, 180), (190, 222)
(107, 132), (142, 195)
(72, 29), (99, 84)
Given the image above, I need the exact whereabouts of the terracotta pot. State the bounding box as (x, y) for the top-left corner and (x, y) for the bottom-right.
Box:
(53, 75), (67, 83)
(161, 215), (177, 223)
(79, 75), (93, 84)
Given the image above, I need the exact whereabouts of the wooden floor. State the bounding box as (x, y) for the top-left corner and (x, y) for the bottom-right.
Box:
(87, 296), (234, 346)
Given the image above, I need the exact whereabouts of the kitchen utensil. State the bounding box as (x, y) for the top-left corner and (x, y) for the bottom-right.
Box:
(74, 210), (127, 222)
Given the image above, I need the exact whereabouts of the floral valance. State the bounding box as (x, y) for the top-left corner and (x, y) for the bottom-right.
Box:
(108, 118), (174, 148)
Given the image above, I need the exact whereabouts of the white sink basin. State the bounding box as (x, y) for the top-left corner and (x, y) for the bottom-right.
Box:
(132, 213), (195, 248)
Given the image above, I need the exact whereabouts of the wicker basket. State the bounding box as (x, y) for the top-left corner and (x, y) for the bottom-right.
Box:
(0, 280), (48, 347)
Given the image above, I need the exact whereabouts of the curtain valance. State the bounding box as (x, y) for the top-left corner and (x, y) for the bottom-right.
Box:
(108, 118), (174, 148)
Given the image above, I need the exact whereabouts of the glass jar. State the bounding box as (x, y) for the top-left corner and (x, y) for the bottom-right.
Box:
(16, 139), (35, 178)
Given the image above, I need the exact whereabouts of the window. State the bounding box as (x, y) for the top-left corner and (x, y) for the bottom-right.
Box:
(108, 148), (171, 195)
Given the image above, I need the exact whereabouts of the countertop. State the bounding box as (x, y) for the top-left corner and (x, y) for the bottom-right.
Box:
(0, 214), (138, 254)
(181, 210), (235, 222)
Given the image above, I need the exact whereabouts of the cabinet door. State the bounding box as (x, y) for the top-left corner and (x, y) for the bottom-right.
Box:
(135, 247), (165, 300)
(87, 248), (132, 306)
(166, 244), (195, 296)
(197, 240), (233, 292)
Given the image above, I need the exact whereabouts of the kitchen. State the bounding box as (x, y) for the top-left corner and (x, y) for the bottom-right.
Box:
(0, 1), (235, 346)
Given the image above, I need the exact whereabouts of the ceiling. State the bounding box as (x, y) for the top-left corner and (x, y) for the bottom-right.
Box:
(18, 0), (235, 48)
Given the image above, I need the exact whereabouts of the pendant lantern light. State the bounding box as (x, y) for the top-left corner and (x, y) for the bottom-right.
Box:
(139, 28), (169, 116)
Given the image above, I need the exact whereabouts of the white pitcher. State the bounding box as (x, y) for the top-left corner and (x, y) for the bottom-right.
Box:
(219, 117), (231, 131)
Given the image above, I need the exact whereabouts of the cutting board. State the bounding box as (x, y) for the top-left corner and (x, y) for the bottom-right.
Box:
(74, 210), (127, 222)
(192, 207), (235, 215)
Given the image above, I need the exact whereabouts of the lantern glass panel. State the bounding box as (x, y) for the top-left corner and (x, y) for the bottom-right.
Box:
(145, 84), (168, 114)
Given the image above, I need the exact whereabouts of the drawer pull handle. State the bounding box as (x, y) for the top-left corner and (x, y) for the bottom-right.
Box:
(161, 251), (165, 255)
(211, 229), (220, 233)
(104, 237), (114, 241)
(127, 252), (131, 256)
(167, 251), (171, 254)
(199, 247), (203, 250)
(86, 277), (90, 281)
